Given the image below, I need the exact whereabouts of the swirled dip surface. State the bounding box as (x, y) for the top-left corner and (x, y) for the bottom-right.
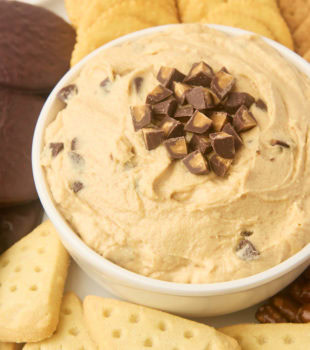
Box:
(41, 25), (310, 283)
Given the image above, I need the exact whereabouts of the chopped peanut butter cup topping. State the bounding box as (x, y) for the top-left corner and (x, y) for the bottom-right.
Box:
(157, 66), (185, 88)
(164, 137), (188, 159)
(130, 63), (262, 177)
(183, 150), (209, 175)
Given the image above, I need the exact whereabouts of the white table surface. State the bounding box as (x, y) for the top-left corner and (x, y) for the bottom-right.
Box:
(35, 0), (259, 327)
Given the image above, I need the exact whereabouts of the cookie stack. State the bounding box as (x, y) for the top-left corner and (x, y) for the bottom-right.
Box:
(0, 0), (76, 254)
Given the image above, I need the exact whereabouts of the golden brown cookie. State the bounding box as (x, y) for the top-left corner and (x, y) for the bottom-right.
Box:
(293, 14), (310, 56)
(203, 9), (276, 40)
(64, 0), (88, 28)
(78, 0), (178, 34)
(71, 0), (179, 66)
(303, 48), (310, 61)
(278, 0), (310, 32)
(177, 0), (225, 23)
(206, 2), (294, 49)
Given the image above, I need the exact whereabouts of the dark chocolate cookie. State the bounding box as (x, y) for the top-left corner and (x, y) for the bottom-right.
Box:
(0, 0), (76, 93)
(0, 87), (45, 205)
(0, 200), (43, 254)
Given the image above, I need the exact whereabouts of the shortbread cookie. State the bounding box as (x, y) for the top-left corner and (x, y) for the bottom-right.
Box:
(84, 296), (241, 349)
(0, 88), (45, 205)
(0, 201), (43, 254)
(0, 0), (76, 92)
(0, 220), (70, 343)
(24, 293), (97, 349)
(220, 323), (310, 349)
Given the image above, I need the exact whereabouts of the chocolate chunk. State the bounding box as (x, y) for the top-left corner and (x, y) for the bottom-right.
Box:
(0, 0), (76, 93)
(172, 82), (191, 104)
(160, 116), (184, 138)
(241, 230), (253, 237)
(184, 110), (213, 134)
(142, 128), (164, 151)
(0, 88), (45, 205)
(174, 105), (194, 121)
(130, 105), (152, 131)
(57, 84), (78, 104)
(164, 137), (188, 159)
(146, 85), (173, 104)
(255, 98), (267, 111)
(183, 150), (209, 175)
(210, 132), (235, 159)
(224, 92), (255, 113)
(211, 67), (235, 99)
(134, 77), (143, 92)
(0, 201), (43, 254)
(100, 77), (112, 93)
(270, 139), (290, 148)
(49, 142), (64, 157)
(152, 96), (177, 117)
(222, 123), (243, 150)
(72, 181), (83, 193)
(71, 137), (77, 151)
(210, 154), (232, 177)
(183, 61), (213, 87)
(210, 111), (229, 132)
(235, 239), (260, 261)
(189, 134), (212, 155)
(185, 87), (206, 110)
(157, 66), (185, 88)
(205, 87), (221, 106)
(185, 86), (215, 110)
(233, 105), (257, 132)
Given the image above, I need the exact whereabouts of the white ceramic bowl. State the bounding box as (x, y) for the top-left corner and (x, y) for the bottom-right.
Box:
(32, 24), (310, 317)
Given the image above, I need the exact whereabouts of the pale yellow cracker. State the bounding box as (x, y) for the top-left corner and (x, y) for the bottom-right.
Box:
(0, 344), (22, 350)
(0, 220), (70, 343)
(71, 0), (179, 66)
(206, 2), (294, 49)
(24, 293), (97, 350)
(220, 323), (310, 349)
(64, 0), (88, 28)
(202, 10), (276, 41)
(83, 296), (241, 349)
(278, 0), (310, 32)
(79, 0), (178, 34)
(177, 0), (226, 23)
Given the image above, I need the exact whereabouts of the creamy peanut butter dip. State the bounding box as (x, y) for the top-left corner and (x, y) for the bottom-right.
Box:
(41, 25), (310, 283)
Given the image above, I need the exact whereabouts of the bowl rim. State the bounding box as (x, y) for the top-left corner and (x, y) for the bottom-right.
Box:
(32, 23), (310, 296)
